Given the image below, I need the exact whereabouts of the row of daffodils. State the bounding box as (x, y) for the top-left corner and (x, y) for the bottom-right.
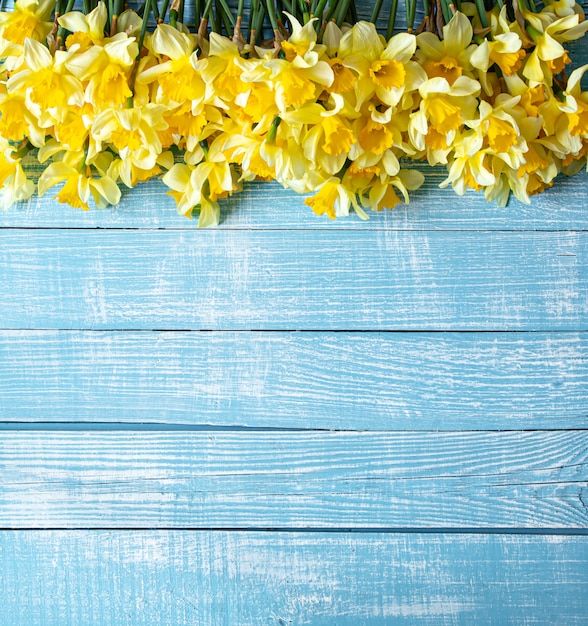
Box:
(1, 0), (588, 224)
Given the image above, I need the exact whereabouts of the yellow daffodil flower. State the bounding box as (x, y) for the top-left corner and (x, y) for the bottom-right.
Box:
(0, 138), (35, 209)
(409, 75), (480, 161)
(0, 0), (53, 63)
(339, 22), (424, 109)
(64, 32), (139, 108)
(6, 38), (84, 130)
(417, 11), (476, 84)
(91, 104), (168, 182)
(59, 2), (109, 51)
(138, 24), (204, 106)
(562, 65), (588, 137)
(38, 154), (120, 211)
(523, 13), (588, 83)
(304, 177), (366, 219)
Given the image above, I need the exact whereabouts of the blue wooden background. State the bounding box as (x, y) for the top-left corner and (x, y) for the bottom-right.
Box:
(1, 5), (588, 623)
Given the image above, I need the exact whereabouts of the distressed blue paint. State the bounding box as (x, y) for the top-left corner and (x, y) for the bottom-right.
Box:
(1, 430), (586, 529)
(1, 531), (588, 626)
(0, 331), (586, 429)
(2, 173), (588, 231)
(0, 230), (586, 330)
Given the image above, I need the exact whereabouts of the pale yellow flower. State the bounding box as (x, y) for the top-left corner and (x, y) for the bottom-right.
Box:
(91, 104), (168, 183)
(38, 152), (120, 211)
(523, 13), (588, 83)
(6, 38), (84, 130)
(304, 177), (366, 219)
(409, 75), (480, 162)
(59, 2), (109, 51)
(139, 24), (205, 106)
(64, 32), (139, 108)
(0, 0), (53, 63)
(339, 22), (424, 109)
(417, 12), (477, 83)
(0, 138), (35, 209)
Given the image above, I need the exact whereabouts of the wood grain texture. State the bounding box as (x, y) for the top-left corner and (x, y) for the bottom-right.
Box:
(1, 230), (586, 331)
(2, 173), (588, 231)
(1, 430), (586, 529)
(0, 330), (586, 429)
(1, 530), (588, 625)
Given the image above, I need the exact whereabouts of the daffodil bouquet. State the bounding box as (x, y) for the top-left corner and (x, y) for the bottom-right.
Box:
(1, 0), (587, 224)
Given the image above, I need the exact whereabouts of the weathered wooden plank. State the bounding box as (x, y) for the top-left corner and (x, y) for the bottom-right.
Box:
(2, 173), (588, 231)
(1, 530), (587, 625)
(0, 430), (586, 528)
(1, 230), (585, 330)
(0, 331), (586, 429)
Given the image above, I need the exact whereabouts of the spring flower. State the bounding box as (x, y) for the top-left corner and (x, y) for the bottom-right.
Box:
(38, 151), (120, 211)
(6, 38), (84, 130)
(338, 22), (424, 109)
(364, 169), (425, 211)
(0, 138), (35, 209)
(59, 2), (109, 50)
(64, 32), (138, 108)
(561, 65), (588, 137)
(409, 75), (480, 160)
(139, 24), (204, 106)
(523, 13), (588, 83)
(194, 33), (253, 101)
(304, 177), (366, 219)
(0, 3), (588, 221)
(0, 0), (53, 63)
(90, 104), (168, 183)
(416, 11), (477, 83)
(0, 90), (45, 144)
(279, 103), (354, 175)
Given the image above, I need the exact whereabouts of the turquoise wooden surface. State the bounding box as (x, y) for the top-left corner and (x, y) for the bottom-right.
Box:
(2, 12), (588, 625)
(1, 430), (587, 528)
(2, 532), (588, 625)
(1, 331), (585, 429)
(1, 230), (586, 330)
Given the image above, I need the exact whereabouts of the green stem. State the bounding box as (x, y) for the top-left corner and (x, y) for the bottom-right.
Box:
(160, 0), (171, 21)
(370, 0), (385, 24)
(297, 0), (310, 23)
(263, 0), (280, 38)
(324, 0), (338, 24)
(440, 0), (452, 23)
(169, 0), (180, 27)
(252, 0), (266, 44)
(216, 0), (236, 27)
(473, 0), (488, 29)
(385, 0), (399, 38)
(313, 0), (328, 29)
(14, 140), (34, 161)
(128, 0), (152, 104)
(217, 0), (232, 33)
(347, 0), (357, 24)
(406, 0), (416, 32)
(267, 115), (282, 144)
(151, 0), (160, 22)
(334, 0), (351, 26)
